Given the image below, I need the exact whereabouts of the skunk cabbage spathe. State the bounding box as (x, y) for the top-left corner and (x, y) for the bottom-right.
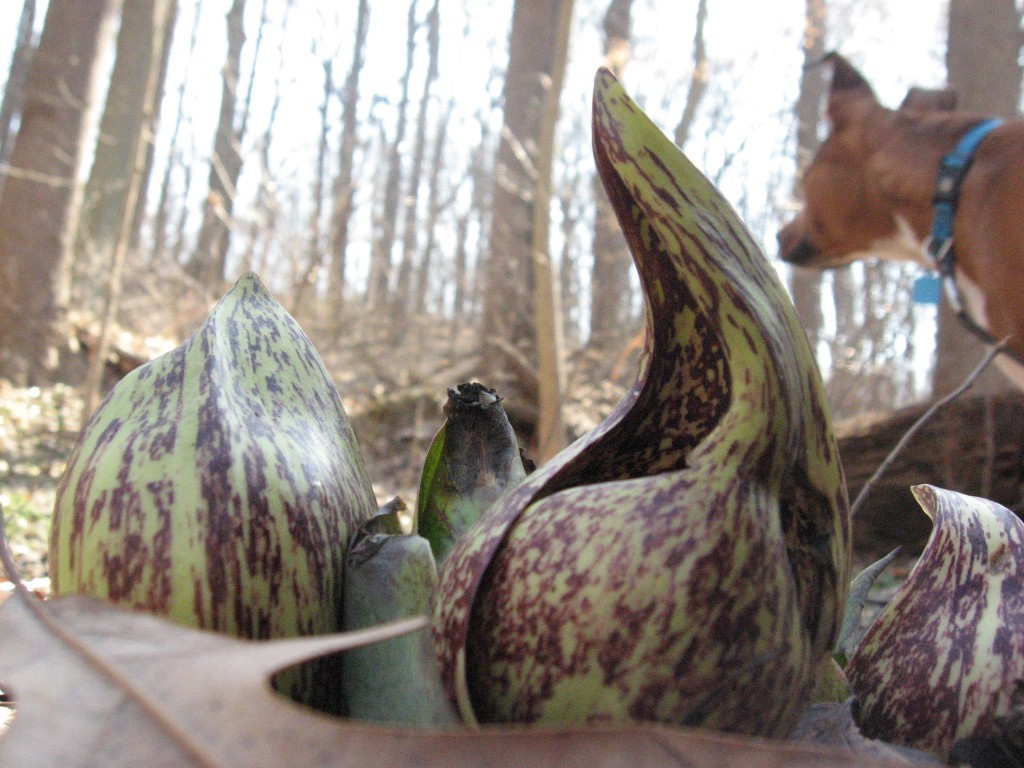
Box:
(430, 69), (851, 737)
(847, 485), (1024, 758)
(49, 273), (377, 711)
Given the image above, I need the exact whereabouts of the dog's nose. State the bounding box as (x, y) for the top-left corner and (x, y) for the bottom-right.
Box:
(783, 238), (820, 265)
(776, 222), (800, 262)
(777, 221), (819, 265)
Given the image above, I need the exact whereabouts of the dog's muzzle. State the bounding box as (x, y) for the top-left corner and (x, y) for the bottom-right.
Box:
(777, 234), (820, 266)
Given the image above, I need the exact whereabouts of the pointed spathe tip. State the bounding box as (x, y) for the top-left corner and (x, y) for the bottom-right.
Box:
(231, 271), (268, 293)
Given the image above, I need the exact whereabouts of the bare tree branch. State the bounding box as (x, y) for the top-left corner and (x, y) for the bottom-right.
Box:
(851, 340), (1008, 518)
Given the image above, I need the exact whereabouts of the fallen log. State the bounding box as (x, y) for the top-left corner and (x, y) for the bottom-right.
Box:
(837, 390), (1024, 556)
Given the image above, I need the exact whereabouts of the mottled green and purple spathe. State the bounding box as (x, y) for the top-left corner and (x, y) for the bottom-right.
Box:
(847, 485), (1024, 757)
(50, 273), (377, 710)
(431, 70), (850, 736)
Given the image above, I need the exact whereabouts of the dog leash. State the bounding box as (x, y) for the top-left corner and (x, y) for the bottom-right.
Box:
(924, 118), (1024, 366)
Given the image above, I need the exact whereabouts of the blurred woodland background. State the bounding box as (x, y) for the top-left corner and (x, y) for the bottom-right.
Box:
(0, 0), (1022, 510)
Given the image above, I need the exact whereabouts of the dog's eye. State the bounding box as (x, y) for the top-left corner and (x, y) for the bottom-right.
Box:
(807, 214), (832, 249)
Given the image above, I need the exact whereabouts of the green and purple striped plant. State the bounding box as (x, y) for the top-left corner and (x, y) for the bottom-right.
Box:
(847, 485), (1024, 759)
(49, 272), (377, 712)
(430, 69), (851, 737)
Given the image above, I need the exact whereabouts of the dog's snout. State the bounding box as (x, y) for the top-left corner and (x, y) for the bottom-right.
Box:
(781, 237), (819, 265)
(777, 220), (812, 264)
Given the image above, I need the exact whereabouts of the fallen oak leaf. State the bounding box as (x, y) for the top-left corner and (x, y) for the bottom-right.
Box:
(0, 513), (427, 767)
(791, 701), (942, 767)
(0, 587), (916, 768)
(0, 586), (426, 767)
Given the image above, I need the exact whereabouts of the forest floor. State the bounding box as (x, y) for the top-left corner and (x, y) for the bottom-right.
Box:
(0, 317), (913, 732)
(1, 300), (934, 751)
(0, 371), (910, 601)
(0, 312), (633, 589)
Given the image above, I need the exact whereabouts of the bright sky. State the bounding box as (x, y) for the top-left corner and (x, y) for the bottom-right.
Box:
(0, 0), (948, 237)
(0, 0), (950, 400)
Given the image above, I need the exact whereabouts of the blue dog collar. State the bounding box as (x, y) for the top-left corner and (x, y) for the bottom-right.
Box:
(930, 117), (1003, 269)
(922, 117), (1024, 366)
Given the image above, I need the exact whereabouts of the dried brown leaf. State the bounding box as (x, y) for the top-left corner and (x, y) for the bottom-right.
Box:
(0, 588), (424, 766)
(792, 701), (943, 766)
(0, 587), (912, 767)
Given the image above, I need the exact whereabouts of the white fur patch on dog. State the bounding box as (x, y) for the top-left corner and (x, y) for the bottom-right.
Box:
(870, 215), (930, 265)
(955, 269), (1024, 390)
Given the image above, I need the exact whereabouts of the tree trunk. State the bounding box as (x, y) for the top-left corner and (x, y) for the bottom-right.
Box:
(327, 0), (370, 312)
(150, 0), (202, 267)
(532, 0), (574, 460)
(0, 0), (115, 385)
(838, 391), (1024, 556)
(451, 211), (471, 325)
(481, 0), (575, 444)
(673, 0), (709, 149)
(558, 161), (583, 349)
(187, 0), (247, 289)
(83, 0), (178, 416)
(292, 59), (334, 314)
(947, 0), (1023, 118)
(169, 163), (194, 269)
(413, 97), (454, 317)
(393, 0), (441, 322)
(586, 0), (634, 353)
(452, 132), (490, 328)
(825, 267), (859, 416)
(243, 0), (290, 281)
(934, 0), (1023, 396)
(126, 0), (178, 252)
(787, 0), (826, 356)
(75, 0), (177, 314)
(0, 0), (36, 176)
(366, 0), (417, 310)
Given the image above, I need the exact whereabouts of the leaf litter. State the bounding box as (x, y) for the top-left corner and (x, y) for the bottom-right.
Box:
(0, 313), (929, 764)
(0, 588), (925, 767)
(0, 481), (927, 767)
(0, 372), (924, 765)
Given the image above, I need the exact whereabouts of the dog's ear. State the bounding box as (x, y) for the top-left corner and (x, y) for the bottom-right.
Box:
(900, 86), (958, 112)
(824, 53), (872, 93)
(822, 52), (879, 129)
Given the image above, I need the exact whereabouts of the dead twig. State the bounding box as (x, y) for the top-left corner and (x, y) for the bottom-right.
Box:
(0, 502), (24, 591)
(850, 340), (1008, 518)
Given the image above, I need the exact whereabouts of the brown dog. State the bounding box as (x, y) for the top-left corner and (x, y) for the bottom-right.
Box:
(778, 53), (1024, 388)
